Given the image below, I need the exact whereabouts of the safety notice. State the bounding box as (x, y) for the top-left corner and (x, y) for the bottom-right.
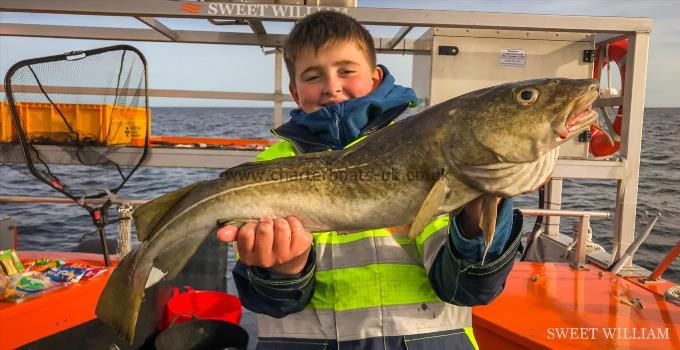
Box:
(500, 48), (526, 67)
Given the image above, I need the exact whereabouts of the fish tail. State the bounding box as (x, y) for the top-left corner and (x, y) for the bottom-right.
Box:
(96, 244), (150, 343)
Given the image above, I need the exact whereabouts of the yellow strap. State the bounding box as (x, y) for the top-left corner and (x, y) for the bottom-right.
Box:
(416, 215), (450, 257)
(313, 229), (414, 246)
(255, 140), (297, 161)
(313, 229), (390, 245)
(464, 327), (479, 350)
(343, 134), (367, 148)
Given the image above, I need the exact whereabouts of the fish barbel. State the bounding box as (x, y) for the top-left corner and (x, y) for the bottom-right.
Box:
(96, 78), (599, 342)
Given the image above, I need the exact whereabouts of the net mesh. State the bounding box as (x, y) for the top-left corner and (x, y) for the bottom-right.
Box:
(2, 45), (149, 201)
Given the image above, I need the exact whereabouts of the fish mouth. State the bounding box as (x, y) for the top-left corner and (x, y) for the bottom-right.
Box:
(557, 90), (599, 140)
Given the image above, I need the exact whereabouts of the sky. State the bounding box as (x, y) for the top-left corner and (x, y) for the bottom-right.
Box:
(0, 0), (678, 107)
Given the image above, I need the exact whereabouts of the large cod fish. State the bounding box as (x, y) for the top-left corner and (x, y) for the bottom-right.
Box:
(97, 78), (600, 342)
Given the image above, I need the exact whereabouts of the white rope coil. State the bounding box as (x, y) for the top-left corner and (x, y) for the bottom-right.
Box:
(117, 203), (134, 258)
(665, 285), (680, 306)
(563, 223), (607, 258)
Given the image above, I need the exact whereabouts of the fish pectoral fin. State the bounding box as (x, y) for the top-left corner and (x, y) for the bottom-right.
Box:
(152, 245), (189, 282)
(479, 194), (498, 265)
(145, 266), (168, 289)
(133, 181), (201, 241)
(408, 172), (449, 240)
(152, 228), (214, 281)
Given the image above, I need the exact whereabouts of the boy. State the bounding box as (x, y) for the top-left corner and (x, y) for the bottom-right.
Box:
(218, 11), (524, 350)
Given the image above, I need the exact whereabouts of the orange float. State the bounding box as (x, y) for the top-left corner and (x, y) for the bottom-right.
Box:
(590, 38), (627, 157)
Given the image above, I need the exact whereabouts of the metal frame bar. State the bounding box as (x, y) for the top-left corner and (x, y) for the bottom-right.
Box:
(386, 26), (413, 49)
(0, 0), (652, 33)
(135, 16), (177, 41)
(0, 23), (286, 46)
(274, 49), (284, 127)
(552, 159), (624, 180)
(0, 196), (146, 206)
(0, 144), (259, 169)
(0, 23), (425, 54)
(612, 31), (650, 267)
(0, 144), (632, 176)
(544, 178), (563, 237)
(519, 209), (609, 218)
(247, 19), (267, 35)
(0, 84), (294, 102)
(593, 96), (623, 108)
(595, 33), (629, 47)
(570, 215), (591, 270)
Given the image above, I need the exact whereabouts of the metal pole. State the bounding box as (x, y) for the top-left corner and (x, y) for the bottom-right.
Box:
(97, 225), (111, 266)
(610, 214), (659, 275)
(519, 208), (609, 218)
(612, 31), (649, 268)
(570, 215), (590, 270)
(273, 49), (283, 128)
(647, 242), (680, 281)
(0, 195), (147, 205)
(544, 178), (563, 237)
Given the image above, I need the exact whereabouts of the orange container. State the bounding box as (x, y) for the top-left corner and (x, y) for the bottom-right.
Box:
(0, 101), (148, 146)
(160, 286), (242, 331)
(107, 104), (149, 146)
(0, 102), (15, 143)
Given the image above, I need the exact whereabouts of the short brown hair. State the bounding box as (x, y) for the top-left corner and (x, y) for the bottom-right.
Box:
(283, 11), (376, 83)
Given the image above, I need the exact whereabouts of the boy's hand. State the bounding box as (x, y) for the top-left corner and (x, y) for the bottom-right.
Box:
(216, 216), (313, 276)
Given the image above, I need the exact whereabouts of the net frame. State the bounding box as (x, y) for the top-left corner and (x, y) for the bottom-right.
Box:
(3, 45), (151, 265)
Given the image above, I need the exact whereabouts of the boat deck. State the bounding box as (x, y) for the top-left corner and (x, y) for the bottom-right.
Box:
(474, 262), (680, 349)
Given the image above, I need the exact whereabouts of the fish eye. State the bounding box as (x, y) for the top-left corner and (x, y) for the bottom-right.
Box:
(515, 87), (539, 106)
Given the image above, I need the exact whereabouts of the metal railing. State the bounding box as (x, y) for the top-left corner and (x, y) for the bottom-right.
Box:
(519, 208), (610, 270)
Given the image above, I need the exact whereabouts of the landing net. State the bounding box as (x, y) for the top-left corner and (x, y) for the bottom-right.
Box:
(2, 45), (150, 264)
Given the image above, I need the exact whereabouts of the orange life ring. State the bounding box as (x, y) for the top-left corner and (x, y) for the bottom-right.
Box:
(589, 38), (627, 157)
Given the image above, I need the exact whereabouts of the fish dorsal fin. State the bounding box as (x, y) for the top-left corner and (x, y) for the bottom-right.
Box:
(479, 194), (498, 265)
(408, 171), (449, 240)
(133, 182), (200, 241)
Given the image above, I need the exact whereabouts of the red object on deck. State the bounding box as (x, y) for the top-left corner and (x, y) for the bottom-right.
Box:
(649, 242), (680, 281)
(0, 251), (117, 350)
(161, 286), (242, 331)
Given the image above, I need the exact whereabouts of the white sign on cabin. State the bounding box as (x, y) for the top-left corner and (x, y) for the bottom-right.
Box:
(500, 48), (527, 67)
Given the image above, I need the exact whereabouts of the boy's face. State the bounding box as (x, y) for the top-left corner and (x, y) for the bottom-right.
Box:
(289, 41), (383, 113)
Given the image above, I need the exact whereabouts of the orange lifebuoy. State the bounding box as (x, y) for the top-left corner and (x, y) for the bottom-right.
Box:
(589, 38), (627, 157)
